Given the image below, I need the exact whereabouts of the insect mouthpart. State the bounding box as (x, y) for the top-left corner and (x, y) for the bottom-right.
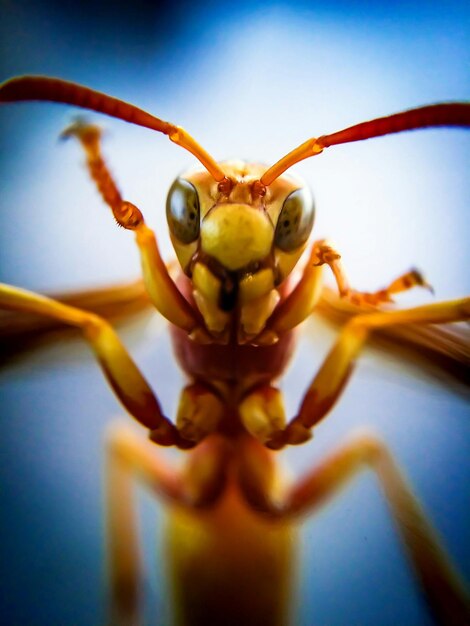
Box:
(218, 272), (239, 312)
(166, 162), (318, 338)
(191, 254), (279, 340)
(193, 257), (271, 313)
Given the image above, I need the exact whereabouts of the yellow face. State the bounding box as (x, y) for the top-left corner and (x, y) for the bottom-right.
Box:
(166, 161), (315, 341)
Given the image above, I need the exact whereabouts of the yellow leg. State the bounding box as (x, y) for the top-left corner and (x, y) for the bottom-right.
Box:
(0, 282), (180, 444)
(316, 284), (470, 385)
(134, 224), (207, 339)
(63, 121), (204, 336)
(106, 425), (230, 624)
(105, 424), (184, 625)
(311, 240), (431, 305)
(264, 241), (324, 337)
(289, 434), (470, 625)
(267, 297), (470, 447)
(264, 239), (430, 342)
(238, 433), (470, 625)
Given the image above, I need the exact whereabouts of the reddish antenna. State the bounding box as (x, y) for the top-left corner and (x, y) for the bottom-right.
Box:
(260, 103), (470, 186)
(0, 75), (228, 183)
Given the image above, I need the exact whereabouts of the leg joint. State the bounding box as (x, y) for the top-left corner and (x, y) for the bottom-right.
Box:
(349, 430), (388, 466)
(81, 311), (109, 338)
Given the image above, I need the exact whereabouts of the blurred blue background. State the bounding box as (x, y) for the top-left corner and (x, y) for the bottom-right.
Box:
(0, 1), (469, 625)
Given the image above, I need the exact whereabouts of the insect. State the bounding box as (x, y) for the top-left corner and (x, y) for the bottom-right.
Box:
(0, 76), (469, 626)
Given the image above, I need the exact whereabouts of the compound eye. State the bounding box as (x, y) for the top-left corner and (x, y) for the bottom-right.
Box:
(166, 178), (200, 243)
(274, 188), (315, 252)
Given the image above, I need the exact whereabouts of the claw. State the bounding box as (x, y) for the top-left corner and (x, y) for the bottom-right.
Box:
(60, 117), (101, 143)
(410, 268), (434, 295)
(312, 243), (341, 267)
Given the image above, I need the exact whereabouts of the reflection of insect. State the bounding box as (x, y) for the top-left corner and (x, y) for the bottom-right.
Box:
(0, 76), (469, 626)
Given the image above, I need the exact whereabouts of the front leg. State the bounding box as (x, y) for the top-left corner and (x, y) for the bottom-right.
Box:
(63, 121), (207, 339)
(263, 239), (430, 342)
(312, 239), (432, 305)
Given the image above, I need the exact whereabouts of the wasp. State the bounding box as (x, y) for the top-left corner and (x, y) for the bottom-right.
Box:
(0, 76), (469, 626)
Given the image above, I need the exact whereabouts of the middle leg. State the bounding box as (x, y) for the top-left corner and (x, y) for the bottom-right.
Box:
(242, 297), (469, 449)
(276, 297), (470, 447)
(0, 282), (180, 445)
